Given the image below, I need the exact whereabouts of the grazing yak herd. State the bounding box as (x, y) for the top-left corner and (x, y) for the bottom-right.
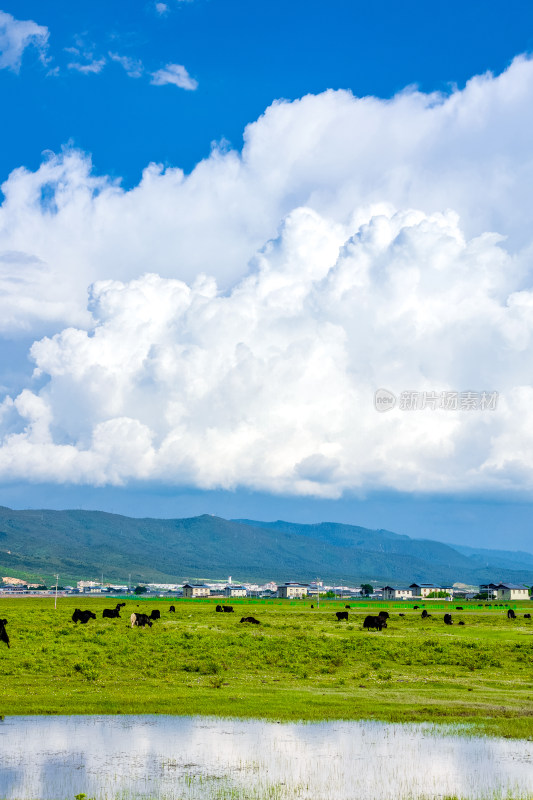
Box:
(0, 600), (530, 648)
(72, 603), (262, 628)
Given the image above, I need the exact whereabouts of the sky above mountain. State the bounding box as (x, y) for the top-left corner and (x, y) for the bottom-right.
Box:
(1, 1), (533, 550)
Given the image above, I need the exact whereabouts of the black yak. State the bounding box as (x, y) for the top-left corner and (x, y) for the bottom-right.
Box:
(103, 603), (124, 619)
(363, 615), (386, 631)
(72, 609), (96, 624)
(0, 618), (9, 648)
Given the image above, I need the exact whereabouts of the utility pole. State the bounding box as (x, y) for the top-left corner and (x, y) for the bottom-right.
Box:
(54, 575), (59, 609)
(317, 577), (320, 610)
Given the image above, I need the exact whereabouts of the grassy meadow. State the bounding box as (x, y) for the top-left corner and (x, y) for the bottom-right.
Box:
(0, 596), (532, 739)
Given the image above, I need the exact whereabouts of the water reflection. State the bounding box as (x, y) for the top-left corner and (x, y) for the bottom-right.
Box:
(0, 715), (531, 799)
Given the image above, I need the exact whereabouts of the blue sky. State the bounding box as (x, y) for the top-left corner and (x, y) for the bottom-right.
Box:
(1, 1), (533, 551)
(2, 0), (533, 185)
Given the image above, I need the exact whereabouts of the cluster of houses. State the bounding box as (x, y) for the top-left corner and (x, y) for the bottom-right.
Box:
(382, 582), (530, 601)
(0, 577), (530, 601)
(478, 583), (530, 601)
(180, 580), (531, 601)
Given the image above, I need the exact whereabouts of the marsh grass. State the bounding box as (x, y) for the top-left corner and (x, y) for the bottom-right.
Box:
(0, 597), (532, 738)
(60, 793), (533, 800)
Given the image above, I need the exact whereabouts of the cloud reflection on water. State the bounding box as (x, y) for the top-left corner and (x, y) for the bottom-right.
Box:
(0, 715), (531, 799)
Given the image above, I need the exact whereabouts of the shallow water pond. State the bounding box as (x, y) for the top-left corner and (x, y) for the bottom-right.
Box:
(0, 715), (532, 800)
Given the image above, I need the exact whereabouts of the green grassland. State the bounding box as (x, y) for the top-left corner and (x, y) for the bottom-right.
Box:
(1, 597), (532, 739)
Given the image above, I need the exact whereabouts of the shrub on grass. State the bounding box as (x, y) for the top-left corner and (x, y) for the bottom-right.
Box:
(73, 662), (99, 681)
(201, 660), (220, 675)
(183, 662), (201, 673)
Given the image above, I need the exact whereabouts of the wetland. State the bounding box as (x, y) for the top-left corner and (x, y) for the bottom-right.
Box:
(0, 597), (532, 739)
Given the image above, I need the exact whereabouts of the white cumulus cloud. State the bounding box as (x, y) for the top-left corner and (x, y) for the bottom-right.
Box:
(0, 10), (49, 72)
(1, 57), (533, 496)
(0, 206), (532, 495)
(2, 57), (533, 338)
(150, 62), (197, 90)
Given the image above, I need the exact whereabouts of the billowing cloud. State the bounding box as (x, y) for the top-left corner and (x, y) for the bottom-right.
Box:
(2, 56), (533, 338)
(0, 205), (531, 495)
(0, 10), (49, 72)
(1, 57), (533, 495)
(150, 63), (197, 89)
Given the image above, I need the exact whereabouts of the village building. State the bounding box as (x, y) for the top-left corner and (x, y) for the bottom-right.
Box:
(382, 586), (414, 601)
(182, 583), (210, 598)
(479, 582), (500, 599)
(495, 583), (530, 601)
(249, 587), (277, 598)
(0, 585), (30, 594)
(409, 583), (453, 598)
(277, 582), (309, 599)
(224, 584), (247, 597)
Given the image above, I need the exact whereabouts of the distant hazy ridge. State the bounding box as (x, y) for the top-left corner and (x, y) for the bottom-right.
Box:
(0, 506), (531, 585)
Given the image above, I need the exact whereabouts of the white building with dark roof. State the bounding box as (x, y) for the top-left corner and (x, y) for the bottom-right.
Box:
(277, 582), (309, 598)
(382, 586), (414, 601)
(224, 585), (247, 597)
(183, 583), (210, 598)
(496, 583), (529, 601)
(409, 583), (453, 597)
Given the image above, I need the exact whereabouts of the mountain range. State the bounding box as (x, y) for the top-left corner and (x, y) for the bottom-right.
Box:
(0, 506), (530, 587)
